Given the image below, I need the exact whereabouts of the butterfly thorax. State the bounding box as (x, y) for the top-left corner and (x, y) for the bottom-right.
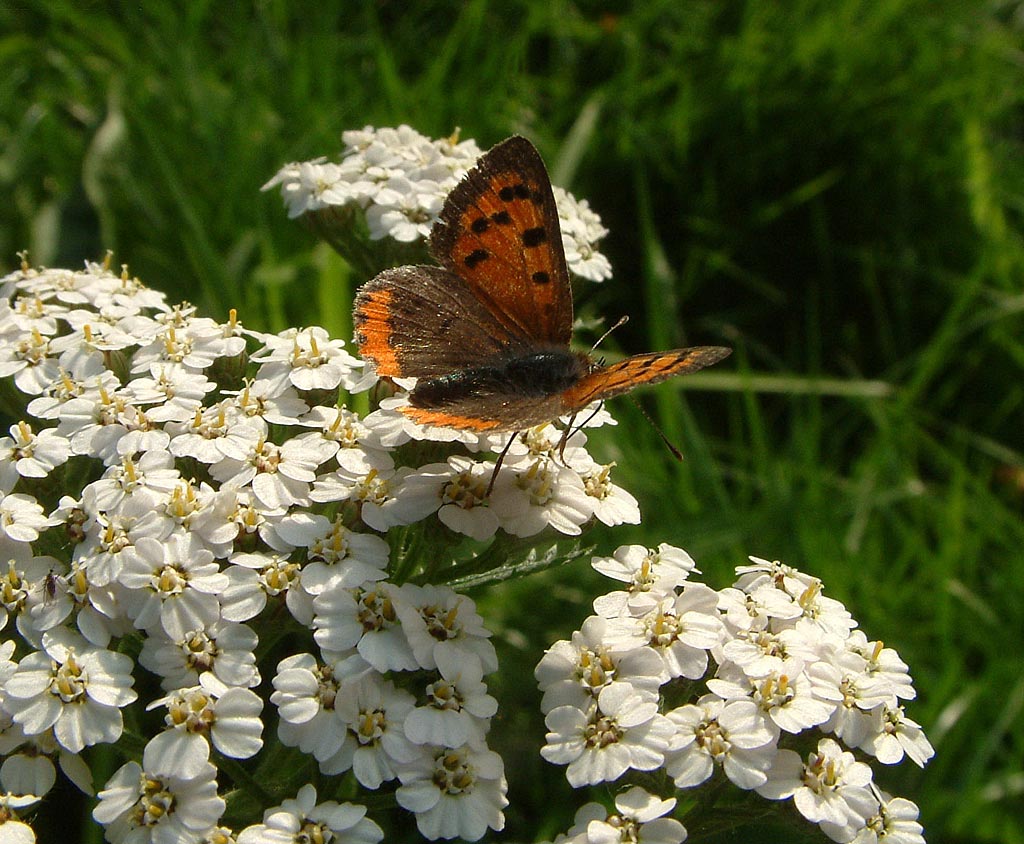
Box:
(410, 349), (592, 407)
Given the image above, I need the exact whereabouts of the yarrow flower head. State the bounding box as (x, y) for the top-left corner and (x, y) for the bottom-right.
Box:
(262, 124), (613, 282)
(536, 545), (933, 843)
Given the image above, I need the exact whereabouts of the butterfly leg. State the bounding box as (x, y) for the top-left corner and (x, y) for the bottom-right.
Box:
(557, 402), (605, 464)
(486, 432), (520, 497)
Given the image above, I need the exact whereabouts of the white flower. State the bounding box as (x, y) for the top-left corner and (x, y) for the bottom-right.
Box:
(145, 680), (264, 777)
(166, 404), (264, 465)
(27, 368), (118, 421)
(130, 317), (229, 375)
(74, 492), (174, 587)
(261, 157), (340, 218)
(395, 742), (507, 842)
(0, 715), (94, 799)
(0, 494), (55, 545)
(403, 648), (498, 748)
(717, 583), (803, 636)
(541, 683), (675, 787)
(365, 176), (444, 241)
(581, 786), (686, 844)
(221, 551), (310, 625)
(734, 556), (818, 596)
(4, 628), (136, 753)
(20, 562), (75, 641)
(313, 582), (418, 673)
(276, 514), (389, 595)
(534, 615), (664, 713)
(404, 457), (501, 541)
(210, 431), (335, 512)
(859, 704), (934, 767)
(785, 578), (857, 639)
(118, 533), (228, 638)
(325, 672), (418, 786)
(298, 405), (388, 473)
(271, 652), (373, 769)
(0, 794), (38, 843)
(0, 554), (61, 640)
(664, 695), (777, 790)
(93, 751), (224, 844)
(57, 388), (168, 466)
(252, 326), (363, 393)
(756, 738), (876, 831)
(0, 326), (60, 395)
(592, 543), (698, 618)
(490, 458), (594, 537)
(82, 451), (180, 513)
(848, 792), (925, 844)
(237, 784), (382, 844)
(310, 464), (440, 532)
(0, 421), (72, 491)
(126, 364), (217, 423)
(710, 659), (836, 735)
(392, 582), (498, 673)
(185, 486), (270, 556)
(138, 621), (260, 691)
(265, 126), (613, 283)
(222, 378), (308, 426)
(577, 462), (640, 527)
(605, 584), (724, 683)
(553, 185), (614, 282)
(846, 632), (917, 702)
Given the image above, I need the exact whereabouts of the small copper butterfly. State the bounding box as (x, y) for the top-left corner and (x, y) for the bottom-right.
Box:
(354, 136), (730, 433)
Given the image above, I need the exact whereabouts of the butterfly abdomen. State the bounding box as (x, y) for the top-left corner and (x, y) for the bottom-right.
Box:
(411, 350), (589, 406)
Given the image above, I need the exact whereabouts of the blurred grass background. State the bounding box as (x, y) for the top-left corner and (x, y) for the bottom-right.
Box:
(2, 1), (1023, 842)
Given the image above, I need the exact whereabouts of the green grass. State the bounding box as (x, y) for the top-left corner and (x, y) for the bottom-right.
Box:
(2, 1), (1023, 841)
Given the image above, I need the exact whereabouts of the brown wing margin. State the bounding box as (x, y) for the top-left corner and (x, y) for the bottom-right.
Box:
(560, 347), (731, 411)
(430, 136), (574, 346)
(353, 265), (533, 378)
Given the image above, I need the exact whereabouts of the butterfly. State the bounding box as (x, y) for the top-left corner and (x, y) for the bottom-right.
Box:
(353, 135), (730, 434)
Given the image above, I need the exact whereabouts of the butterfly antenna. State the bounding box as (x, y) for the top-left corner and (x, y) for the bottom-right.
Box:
(590, 315), (629, 353)
(629, 395), (684, 461)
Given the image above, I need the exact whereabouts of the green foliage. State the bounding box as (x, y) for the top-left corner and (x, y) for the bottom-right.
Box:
(2, 1), (1022, 842)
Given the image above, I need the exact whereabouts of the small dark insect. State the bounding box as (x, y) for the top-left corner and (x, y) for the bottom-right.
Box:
(42, 570), (61, 604)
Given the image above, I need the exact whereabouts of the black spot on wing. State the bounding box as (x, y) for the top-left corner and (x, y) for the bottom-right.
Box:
(522, 227), (546, 247)
(464, 249), (489, 269)
(471, 217), (490, 233)
(491, 210), (512, 225)
(532, 271), (550, 284)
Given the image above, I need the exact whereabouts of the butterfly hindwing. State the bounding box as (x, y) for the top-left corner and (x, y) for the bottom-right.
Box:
(560, 347), (732, 411)
(353, 265), (533, 378)
(404, 390), (567, 433)
(430, 136), (574, 346)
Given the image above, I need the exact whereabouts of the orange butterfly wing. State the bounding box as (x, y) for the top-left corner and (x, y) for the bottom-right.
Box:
(430, 136), (573, 346)
(559, 347), (732, 412)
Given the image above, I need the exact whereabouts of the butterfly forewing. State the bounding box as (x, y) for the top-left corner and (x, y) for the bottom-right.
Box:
(353, 265), (532, 378)
(430, 136), (573, 346)
(560, 347), (732, 411)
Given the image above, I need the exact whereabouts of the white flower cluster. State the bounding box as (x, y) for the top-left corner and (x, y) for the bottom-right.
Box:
(0, 254), (640, 842)
(262, 124), (614, 282)
(537, 546), (933, 844)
